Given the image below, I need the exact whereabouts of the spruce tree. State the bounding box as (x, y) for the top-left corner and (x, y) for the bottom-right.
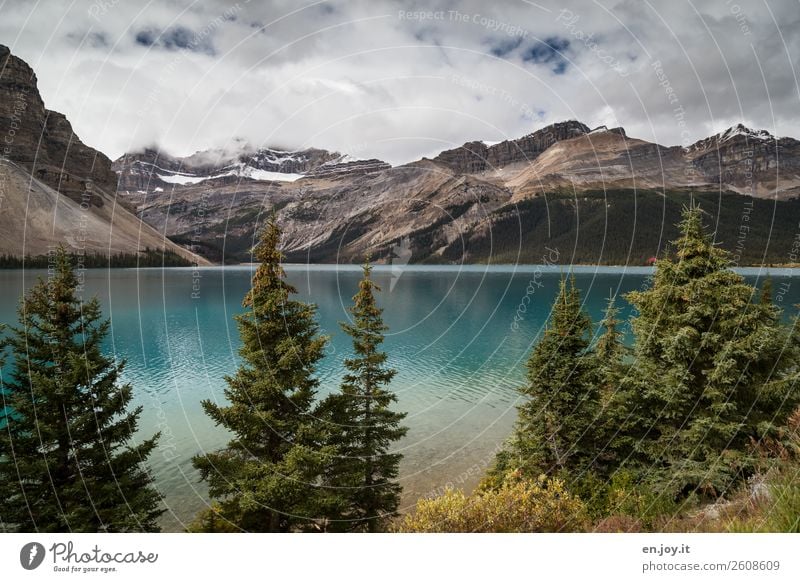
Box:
(591, 294), (628, 476)
(595, 294), (625, 370)
(0, 247), (162, 532)
(192, 216), (330, 532)
(500, 276), (598, 478)
(318, 261), (407, 532)
(617, 205), (800, 498)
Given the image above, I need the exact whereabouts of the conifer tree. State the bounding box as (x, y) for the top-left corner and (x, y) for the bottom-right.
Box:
(318, 261), (407, 532)
(499, 276), (598, 478)
(0, 247), (163, 532)
(192, 216), (330, 532)
(591, 294), (628, 476)
(595, 294), (625, 370)
(616, 205), (800, 498)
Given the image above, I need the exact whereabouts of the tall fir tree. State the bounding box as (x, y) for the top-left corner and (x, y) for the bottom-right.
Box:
(595, 294), (625, 371)
(496, 276), (599, 479)
(0, 247), (163, 532)
(318, 261), (408, 532)
(192, 216), (330, 532)
(591, 294), (629, 476)
(615, 204), (800, 498)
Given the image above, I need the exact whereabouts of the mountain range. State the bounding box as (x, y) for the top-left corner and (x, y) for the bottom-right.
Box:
(3, 43), (800, 266)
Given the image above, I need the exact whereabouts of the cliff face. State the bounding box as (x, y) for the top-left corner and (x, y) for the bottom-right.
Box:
(0, 44), (117, 203)
(685, 125), (800, 197)
(433, 120), (591, 172)
(0, 45), (206, 264)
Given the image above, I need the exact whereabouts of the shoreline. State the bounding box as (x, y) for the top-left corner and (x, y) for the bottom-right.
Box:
(4, 263), (800, 273)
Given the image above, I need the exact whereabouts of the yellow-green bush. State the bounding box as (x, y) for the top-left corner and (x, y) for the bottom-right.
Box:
(395, 473), (587, 533)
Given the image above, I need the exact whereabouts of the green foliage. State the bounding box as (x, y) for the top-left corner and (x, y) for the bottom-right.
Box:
(317, 261), (408, 532)
(191, 215), (331, 532)
(0, 248), (193, 269)
(396, 472), (587, 533)
(591, 295), (629, 477)
(603, 471), (684, 530)
(484, 205), (800, 533)
(441, 190), (800, 266)
(0, 247), (163, 532)
(496, 276), (600, 478)
(185, 503), (241, 533)
(614, 204), (800, 499)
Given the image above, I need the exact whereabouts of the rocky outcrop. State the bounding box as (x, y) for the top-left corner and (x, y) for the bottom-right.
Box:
(433, 120), (591, 172)
(0, 44), (117, 203)
(430, 141), (490, 174)
(305, 158), (392, 178)
(0, 45), (207, 264)
(685, 124), (800, 197)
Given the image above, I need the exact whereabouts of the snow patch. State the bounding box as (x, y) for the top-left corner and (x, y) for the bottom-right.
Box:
(157, 173), (210, 185)
(718, 124), (773, 143)
(157, 165), (304, 185)
(239, 167), (304, 182)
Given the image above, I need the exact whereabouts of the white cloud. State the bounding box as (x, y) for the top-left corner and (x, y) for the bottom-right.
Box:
(2, 0), (798, 164)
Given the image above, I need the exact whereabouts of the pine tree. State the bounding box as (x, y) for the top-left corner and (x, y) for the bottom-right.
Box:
(0, 247), (163, 532)
(499, 276), (598, 478)
(192, 216), (330, 532)
(318, 261), (408, 532)
(616, 205), (800, 498)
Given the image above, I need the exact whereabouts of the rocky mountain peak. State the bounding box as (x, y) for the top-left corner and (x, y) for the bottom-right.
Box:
(433, 120), (591, 173)
(0, 44), (117, 201)
(717, 123), (774, 143)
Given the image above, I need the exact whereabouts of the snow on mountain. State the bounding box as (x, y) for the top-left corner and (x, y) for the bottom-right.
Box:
(157, 162), (304, 185)
(717, 123), (774, 143)
(237, 166), (304, 182)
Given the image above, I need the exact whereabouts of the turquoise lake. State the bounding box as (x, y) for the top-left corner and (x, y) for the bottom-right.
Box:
(1, 264), (797, 531)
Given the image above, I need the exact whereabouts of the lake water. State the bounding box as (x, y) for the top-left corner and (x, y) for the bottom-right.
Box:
(0, 264), (796, 531)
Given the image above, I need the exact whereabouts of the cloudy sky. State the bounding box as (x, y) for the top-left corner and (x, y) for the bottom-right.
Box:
(2, 0), (799, 164)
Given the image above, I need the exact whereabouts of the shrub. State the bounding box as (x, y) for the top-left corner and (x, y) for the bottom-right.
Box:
(186, 503), (241, 533)
(395, 473), (588, 533)
(728, 470), (800, 532)
(587, 470), (684, 531)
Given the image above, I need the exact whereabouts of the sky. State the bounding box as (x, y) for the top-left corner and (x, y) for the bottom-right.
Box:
(1, 0), (799, 164)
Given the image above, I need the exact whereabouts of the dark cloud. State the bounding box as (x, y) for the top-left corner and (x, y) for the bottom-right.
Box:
(134, 26), (215, 55)
(488, 36), (523, 58)
(521, 36), (571, 74)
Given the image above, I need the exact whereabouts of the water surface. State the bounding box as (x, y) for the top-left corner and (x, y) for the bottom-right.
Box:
(0, 264), (796, 531)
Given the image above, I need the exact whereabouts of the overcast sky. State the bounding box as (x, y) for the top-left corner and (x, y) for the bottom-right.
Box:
(2, 0), (799, 164)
